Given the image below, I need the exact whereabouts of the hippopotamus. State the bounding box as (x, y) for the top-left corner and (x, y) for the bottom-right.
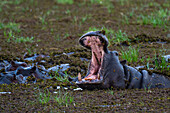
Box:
(69, 30), (170, 90)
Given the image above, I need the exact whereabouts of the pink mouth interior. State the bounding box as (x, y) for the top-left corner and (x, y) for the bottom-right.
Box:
(82, 36), (104, 81)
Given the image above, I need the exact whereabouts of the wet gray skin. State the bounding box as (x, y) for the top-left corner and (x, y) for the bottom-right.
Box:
(73, 30), (170, 90)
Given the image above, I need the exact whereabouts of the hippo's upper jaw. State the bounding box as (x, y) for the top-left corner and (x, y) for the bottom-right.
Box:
(76, 31), (125, 90)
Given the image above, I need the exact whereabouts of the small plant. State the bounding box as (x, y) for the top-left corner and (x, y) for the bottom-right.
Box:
(4, 30), (35, 43)
(113, 30), (129, 44)
(144, 83), (152, 92)
(154, 53), (169, 72)
(121, 46), (139, 63)
(146, 56), (150, 69)
(26, 48), (33, 55)
(64, 33), (70, 39)
(55, 0), (74, 5)
(65, 9), (71, 15)
(56, 71), (69, 83)
(55, 90), (74, 107)
(0, 22), (21, 33)
(82, 14), (91, 23)
(38, 89), (51, 104)
(14, 36), (34, 43)
(109, 90), (114, 95)
(39, 16), (47, 25)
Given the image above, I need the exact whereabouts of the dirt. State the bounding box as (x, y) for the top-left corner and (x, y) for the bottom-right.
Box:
(0, 0), (170, 112)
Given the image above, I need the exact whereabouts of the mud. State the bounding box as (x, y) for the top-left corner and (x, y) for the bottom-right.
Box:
(0, 0), (170, 112)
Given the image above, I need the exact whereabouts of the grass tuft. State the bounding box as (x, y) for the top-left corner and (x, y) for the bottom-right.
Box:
(55, 90), (74, 107)
(0, 22), (21, 33)
(121, 46), (139, 63)
(38, 89), (51, 104)
(154, 53), (169, 72)
(138, 8), (169, 27)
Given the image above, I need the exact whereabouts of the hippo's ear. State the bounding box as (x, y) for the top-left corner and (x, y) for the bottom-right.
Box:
(120, 60), (127, 66)
(101, 30), (105, 35)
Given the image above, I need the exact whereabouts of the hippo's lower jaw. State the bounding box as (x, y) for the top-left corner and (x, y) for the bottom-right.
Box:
(76, 79), (104, 90)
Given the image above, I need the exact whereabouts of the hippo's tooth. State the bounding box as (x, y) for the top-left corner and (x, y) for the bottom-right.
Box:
(97, 74), (100, 80)
(78, 73), (82, 81)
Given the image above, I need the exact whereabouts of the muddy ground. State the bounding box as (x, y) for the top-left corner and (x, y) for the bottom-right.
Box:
(0, 0), (170, 112)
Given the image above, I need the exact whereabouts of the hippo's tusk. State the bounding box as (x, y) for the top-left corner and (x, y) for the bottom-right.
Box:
(78, 73), (82, 81)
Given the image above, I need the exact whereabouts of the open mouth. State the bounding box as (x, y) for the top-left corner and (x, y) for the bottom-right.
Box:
(77, 33), (107, 85)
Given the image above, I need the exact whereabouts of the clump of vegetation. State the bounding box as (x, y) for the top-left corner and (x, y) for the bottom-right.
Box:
(4, 30), (35, 43)
(55, 0), (74, 5)
(154, 53), (169, 72)
(14, 36), (35, 43)
(38, 89), (51, 104)
(0, 22), (21, 33)
(138, 8), (169, 27)
(54, 71), (69, 83)
(87, 27), (130, 45)
(1, 22), (37, 43)
(55, 89), (74, 107)
(121, 46), (139, 63)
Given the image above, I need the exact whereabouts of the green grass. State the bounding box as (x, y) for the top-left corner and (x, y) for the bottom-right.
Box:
(14, 36), (34, 43)
(154, 53), (169, 72)
(87, 27), (129, 45)
(4, 30), (35, 43)
(0, 22), (21, 33)
(55, 71), (69, 83)
(38, 89), (51, 104)
(0, 0), (24, 6)
(81, 14), (92, 23)
(138, 8), (169, 27)
(39, 16), (47, 25)
(121, 46), (139, 63)
(146, 56), (151, 70)
(55, 0), (74, 4)
(55, 90), (74, 107)
(109, 90), (114, 95)
(38, 88), (74, 106)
